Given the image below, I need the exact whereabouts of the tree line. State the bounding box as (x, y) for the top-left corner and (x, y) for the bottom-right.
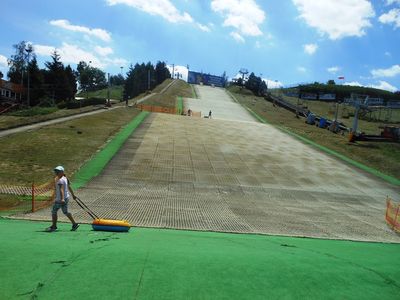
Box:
(123, 62), (170, 100)
(233, 72), (268, 96)
(3, 41), (171, 107)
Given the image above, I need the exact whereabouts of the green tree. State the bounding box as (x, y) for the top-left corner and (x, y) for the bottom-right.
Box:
(155, 61), (170, 85)
(77, 61), (107, 92)
(27, 57), (45, 106)
(7, 41), (32, 84)
(44, 50), (74, 102)
(65, 65), (77, 100)
(110, 74), (124, 86)
(327, 79), (336, 85)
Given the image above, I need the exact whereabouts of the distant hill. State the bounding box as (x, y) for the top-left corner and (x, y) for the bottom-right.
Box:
(292, 83), (400, 101)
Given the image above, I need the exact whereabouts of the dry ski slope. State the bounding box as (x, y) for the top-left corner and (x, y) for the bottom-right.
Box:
(27, 85), (400, 242)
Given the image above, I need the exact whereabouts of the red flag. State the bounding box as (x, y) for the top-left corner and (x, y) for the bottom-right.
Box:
(338, 76), (345, 80)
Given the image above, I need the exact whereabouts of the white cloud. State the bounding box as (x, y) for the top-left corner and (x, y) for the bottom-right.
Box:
(343, 81), (364, 87)
(371, 64), (400, 78)
(36, 43), (104, 68)
(255, 41), (261, 48)
(292, 0), (375, 40)
(197, 23), (211, 32)
(0, 54), (8, 67)
(303, 43), (318, 55)
(104, 57), (128, 66)
(34, 42), (128, 69)
(297, 66), (307, 73)
(167, 65), (188, 81)
(343, 80), (398, 92)
(95, 46), (114, 56)
(327, 66), (340, 74)
(50, 19), (111, 42)
(230, 32), (245, 43)
(369, 81), (398, 92)
(106, 0), (193, 23)
(211, 0), (266, 42)
(34, 44), (57, 57)
(386, 0), (400, 5)
(264, 79), (283, 88)
(379, 8), (400, 28)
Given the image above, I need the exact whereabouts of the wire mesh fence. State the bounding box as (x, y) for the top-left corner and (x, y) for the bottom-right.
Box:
(0, 182), (53, 216)
(385, 197), (400, 233)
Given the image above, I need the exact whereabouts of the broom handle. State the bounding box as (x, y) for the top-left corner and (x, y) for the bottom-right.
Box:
(74, 197), (99, 220)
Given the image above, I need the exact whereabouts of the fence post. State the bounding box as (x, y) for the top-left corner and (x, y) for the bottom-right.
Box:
(31, 182), (35, 212)
(394, 205), (400, 231)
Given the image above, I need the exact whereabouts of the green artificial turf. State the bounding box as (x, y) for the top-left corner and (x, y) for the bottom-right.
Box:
(1, 218), (399, 300)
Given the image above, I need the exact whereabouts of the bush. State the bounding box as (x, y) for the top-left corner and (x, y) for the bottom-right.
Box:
(8, 107), (58, 117)
(63, 97), (106, 109)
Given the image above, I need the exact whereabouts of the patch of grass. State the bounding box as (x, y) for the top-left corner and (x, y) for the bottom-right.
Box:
(76, 85), (123, 101)
(0, 105), (101, 130)
(152, 78), (173, 93)
(231, 90), (400, 179)
(143, 79), (193, 108)
(8, 107), (59, 117)
(0, 107), (141, 186)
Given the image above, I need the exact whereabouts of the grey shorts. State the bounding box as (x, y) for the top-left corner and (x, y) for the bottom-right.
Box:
(52, 199), (69, 215)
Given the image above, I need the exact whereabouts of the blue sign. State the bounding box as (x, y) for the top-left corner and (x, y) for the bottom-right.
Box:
(188, 71), (225, 87)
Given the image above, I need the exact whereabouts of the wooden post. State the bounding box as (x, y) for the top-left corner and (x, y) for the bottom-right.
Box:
(31, 182), (35, 213)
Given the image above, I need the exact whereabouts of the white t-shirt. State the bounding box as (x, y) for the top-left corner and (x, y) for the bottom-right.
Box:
(55, 176), (70, 202)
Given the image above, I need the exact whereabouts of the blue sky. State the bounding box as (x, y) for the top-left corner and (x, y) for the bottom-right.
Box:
(0, 0), (399, 91)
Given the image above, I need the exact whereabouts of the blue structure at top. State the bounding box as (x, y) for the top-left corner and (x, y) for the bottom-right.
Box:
(188, 71), (225, 87)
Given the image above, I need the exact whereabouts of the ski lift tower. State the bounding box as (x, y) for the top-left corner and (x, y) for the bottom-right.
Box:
(349, 93), (369, 142)
(239, 68), (248, 89)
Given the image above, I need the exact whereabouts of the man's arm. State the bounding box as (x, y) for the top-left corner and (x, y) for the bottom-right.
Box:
(59, 182), (65, 203)
(68, 184), (77, 200)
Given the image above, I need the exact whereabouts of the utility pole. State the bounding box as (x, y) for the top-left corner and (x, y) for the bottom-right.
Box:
(25, 46), (33, 107)
(107, 72), (110, 106)
(148, 69), (150, 90)
(172, 64), (175, 79)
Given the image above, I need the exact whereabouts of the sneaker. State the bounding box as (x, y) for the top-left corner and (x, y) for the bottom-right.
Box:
(71, 223), (80, 231)
(45, 226), (57, 232)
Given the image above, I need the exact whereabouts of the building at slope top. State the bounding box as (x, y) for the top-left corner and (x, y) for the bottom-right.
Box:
(187, 71), (225, 87)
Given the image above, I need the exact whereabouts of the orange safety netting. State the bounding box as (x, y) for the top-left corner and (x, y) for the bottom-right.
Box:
(385, 197), (400, 233)
(0, 181), (54, 213)
(136, 104), (177, 114)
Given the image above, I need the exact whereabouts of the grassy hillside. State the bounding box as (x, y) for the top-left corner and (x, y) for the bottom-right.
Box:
(76, 85), (124, 101)
(142, 79), (193, 108)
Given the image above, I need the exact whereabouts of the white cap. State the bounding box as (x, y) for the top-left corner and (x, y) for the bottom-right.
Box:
(54, 166), (64, 172)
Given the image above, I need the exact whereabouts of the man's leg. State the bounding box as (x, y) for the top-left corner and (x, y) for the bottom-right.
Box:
(52, 213), (58, 228)
(66, 212), (76, 224)
(61, 202), (79, 231)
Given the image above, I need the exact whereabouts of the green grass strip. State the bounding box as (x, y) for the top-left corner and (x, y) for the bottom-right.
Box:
(190, 84), (198, 98)
(243, 103), (400, 186)
(176, 96), (183, 115)
(71, 111), (149, 189)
